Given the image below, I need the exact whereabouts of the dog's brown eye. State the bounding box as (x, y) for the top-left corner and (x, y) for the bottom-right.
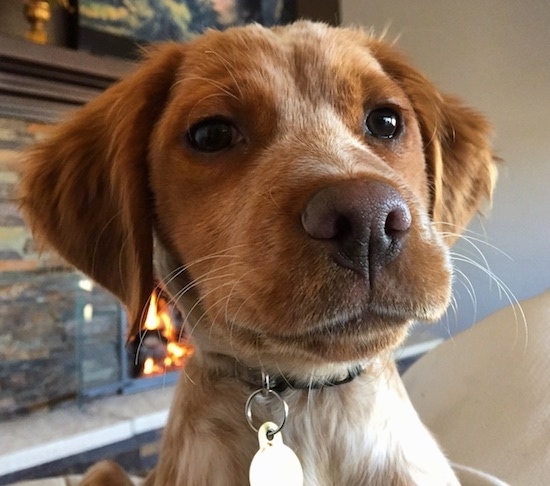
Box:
(187, 118), (240, 152)
(365, 108), (401, 139)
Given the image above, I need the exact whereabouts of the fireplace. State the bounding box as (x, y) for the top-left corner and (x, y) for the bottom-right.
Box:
(77, 284), (193, 401)
(129, 289), (193, 380)
(0, 35), (192, 420)
(77, 282), (193, 401)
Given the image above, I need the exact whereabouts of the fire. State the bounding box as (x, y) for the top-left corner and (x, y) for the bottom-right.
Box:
(143, 357), (155, 375)
(141, 291), (193, 376)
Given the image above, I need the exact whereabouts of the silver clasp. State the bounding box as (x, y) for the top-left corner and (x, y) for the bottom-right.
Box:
(245, 372), (289, 439)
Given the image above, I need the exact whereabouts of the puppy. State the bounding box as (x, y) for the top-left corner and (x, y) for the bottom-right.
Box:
(20, 21), (496, 485)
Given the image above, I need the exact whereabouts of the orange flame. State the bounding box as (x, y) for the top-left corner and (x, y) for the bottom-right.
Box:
(143, 357), (155, 375)
(144, 292), (161, 331)
(141, 291), (193, 376)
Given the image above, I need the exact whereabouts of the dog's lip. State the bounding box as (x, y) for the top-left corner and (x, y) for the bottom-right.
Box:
(294, 309), (408, 338)
(232, 307), (410, 341)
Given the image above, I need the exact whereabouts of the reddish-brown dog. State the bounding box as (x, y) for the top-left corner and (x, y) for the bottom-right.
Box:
(21, 22), (496, 485)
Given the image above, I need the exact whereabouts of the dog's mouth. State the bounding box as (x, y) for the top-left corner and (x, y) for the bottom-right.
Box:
(222, 305), (414, 364)
(265, 308), (405, 340)
(226, 282), (446, 337)
(156, 253), (449, 365)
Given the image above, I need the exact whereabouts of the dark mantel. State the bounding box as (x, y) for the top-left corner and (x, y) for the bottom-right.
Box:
(0, 35), (136, 123)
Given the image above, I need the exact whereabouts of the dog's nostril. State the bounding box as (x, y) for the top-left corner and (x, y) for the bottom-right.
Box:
(385, 205), (412, 239)
(300, 201), (350, 241)
(335, 216), (353, 238)
(334, 215), (353, 240)
(301, 181), (411, 278)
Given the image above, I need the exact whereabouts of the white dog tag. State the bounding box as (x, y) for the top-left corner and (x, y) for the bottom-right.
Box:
(249, 421), (304, 486)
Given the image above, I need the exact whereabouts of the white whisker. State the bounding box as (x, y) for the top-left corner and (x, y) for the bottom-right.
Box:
(432, 223), (529, 352)
(184, 281), (240, 343)
(203, 50), (244, 99)
(174, 75), (240, 102)
(450, 264), (479, 324)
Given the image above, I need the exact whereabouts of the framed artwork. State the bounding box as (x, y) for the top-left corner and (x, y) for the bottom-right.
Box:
(78, 0), (296, 58)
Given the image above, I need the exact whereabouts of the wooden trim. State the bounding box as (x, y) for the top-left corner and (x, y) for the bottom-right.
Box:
(0, 35), (135, 122)
(296, 0), (340, 25)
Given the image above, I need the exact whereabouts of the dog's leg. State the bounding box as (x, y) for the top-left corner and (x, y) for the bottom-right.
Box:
(80, 460), (136, 486)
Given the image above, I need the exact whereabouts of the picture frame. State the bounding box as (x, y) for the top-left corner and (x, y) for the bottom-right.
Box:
(78, 0), (297, 59)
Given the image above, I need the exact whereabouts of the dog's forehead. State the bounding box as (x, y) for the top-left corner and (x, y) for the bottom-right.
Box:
(181, 22), (386, 104)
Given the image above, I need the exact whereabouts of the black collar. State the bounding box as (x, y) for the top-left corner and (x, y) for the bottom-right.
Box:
(234, 362), (365, 394)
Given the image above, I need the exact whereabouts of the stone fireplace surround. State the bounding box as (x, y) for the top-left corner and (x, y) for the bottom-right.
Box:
(0, 35), (177, 483)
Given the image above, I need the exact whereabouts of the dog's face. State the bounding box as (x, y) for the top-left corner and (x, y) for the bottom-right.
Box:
(21, 22), (496, 373)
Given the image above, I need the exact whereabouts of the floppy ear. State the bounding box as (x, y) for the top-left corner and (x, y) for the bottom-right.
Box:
(20, 44), (185, 337)
(370, 40), (498, 242)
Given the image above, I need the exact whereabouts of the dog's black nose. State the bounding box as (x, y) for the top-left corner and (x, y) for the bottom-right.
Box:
(301, 180), (411, 280)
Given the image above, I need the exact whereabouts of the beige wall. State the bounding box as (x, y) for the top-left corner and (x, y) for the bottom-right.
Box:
(341, 0), (550, 334)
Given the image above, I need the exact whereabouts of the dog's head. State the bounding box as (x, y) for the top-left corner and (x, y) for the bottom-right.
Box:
(21, 22), (496, 373)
